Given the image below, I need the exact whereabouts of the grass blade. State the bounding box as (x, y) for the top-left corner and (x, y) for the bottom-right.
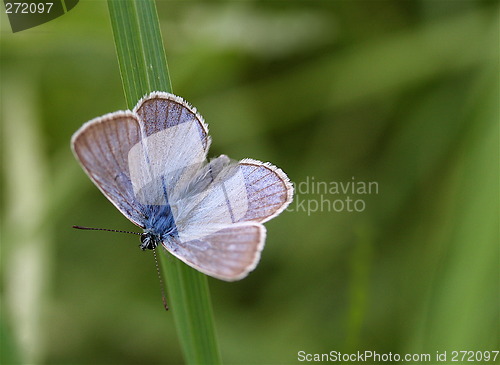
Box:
(107, 1), (221, 363)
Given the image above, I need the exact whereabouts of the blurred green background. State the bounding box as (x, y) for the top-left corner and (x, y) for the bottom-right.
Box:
(1, 1), (498, 364)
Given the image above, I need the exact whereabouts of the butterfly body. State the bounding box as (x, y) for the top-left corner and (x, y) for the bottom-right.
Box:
(72, 92), (293, 281)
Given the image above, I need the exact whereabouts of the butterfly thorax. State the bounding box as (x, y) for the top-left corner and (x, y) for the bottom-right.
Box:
(140, 204), (178, 250)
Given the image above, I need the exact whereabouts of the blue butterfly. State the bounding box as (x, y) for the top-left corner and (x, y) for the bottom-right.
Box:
(72, 92), (293, 280)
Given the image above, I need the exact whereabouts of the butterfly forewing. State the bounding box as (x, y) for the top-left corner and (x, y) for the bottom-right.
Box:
(71, 111), (146, 227)
(134, 92), (210, 148)
(130, 93), (211, 206)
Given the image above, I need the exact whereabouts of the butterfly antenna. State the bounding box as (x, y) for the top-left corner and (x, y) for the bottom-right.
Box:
(153, 248), (169, 311)
(72, 225), (142, 235)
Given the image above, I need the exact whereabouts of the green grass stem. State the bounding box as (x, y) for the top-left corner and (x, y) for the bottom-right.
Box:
(107, 1), (222, 363)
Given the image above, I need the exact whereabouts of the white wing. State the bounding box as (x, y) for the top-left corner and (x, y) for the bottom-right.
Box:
(71, 111), (147, 227)
(128, 92), (211, 206)
(160, 157), (292, 280)
(71, 92), (212, 227)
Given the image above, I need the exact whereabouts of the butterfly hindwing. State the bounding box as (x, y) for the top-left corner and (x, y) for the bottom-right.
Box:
(238, 158), (294, 223)
(163, 222), (266, 281)
(171, 157), (293, 242)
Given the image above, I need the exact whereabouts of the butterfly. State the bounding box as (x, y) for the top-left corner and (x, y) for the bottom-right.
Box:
(71, 91), (293, 281)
